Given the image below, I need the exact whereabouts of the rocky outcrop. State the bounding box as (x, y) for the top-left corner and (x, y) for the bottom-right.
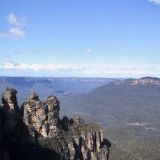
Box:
(1, 88), (23, 146)
(22, 92), (60, 141)
(66, 120), (109, 160)
(0, 88), (25, 160)
(1, 88), (20, 130)
(46, 95), (60, 137)
(0, 88), (110, 160)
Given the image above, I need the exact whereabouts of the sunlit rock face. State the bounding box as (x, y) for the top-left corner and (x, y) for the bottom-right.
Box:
(118, 77), (160, 86)
(65, 118), (109, 160)
(2, 88), (19, 112)
(22, 92), (47, 141)
(46, 95), (60, 137)
(22, 92), (60, 141)
(0, 88), (110, 160)
(132, 77), (160, 85)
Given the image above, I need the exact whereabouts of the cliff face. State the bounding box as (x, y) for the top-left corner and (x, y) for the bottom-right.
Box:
(22, 92), (60, 140)
(117, 77), (160, 86)
(0, 88), (110, 160)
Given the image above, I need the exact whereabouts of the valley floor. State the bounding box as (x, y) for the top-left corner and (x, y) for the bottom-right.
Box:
(105, 127), (160, 160)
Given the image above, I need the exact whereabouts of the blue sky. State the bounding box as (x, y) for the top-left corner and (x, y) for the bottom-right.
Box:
(0, 0), (160, 77)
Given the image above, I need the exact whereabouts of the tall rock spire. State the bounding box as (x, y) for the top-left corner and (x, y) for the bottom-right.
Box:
(22, 92), (61, 141)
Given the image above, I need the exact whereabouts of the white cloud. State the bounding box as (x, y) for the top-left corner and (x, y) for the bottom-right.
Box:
(7, 13), (26, 26)
(9, 27), (25, 37)
(0, 27), (25, 38)
(7, 13), (18, 25)
(149, 0), (160, 4)
(2, 62), (83, 72)
(85, 48), (93, 54)
(2, 62), (160, 77)
(0, 13), (26, 39)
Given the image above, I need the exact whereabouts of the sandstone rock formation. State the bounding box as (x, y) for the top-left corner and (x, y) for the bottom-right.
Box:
(0, 88), (110, 160)
(22, 92), (60, 141)
(1, 88), (22, 139)
(66, 121), (109, 160)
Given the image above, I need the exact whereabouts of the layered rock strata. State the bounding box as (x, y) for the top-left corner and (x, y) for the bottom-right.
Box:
(22, 92), (60, 141)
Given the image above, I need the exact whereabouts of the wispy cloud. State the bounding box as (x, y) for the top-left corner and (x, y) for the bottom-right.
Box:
(0, 13), (26, 39)
(7, 13), (26, 26)
(9, 27), (25, 37)
(85, 48), (93, 54)
(149, 0), (160, 4)
(2, 62), (84, 72)
(1, 61), (160, 77)
(0, 27), (25, 38)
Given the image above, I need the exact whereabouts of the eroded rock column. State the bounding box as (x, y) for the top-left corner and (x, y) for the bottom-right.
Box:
(22, 92), (61, 140)
(1, 88), (20, 131)
(22, 92), (47, 141)
(46, 95), (60, 137)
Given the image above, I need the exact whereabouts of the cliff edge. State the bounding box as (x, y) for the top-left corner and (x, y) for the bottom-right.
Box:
(0, 88), (110, 160)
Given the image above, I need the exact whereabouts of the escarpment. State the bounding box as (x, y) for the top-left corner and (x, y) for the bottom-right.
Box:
(0, 88), (110, 160)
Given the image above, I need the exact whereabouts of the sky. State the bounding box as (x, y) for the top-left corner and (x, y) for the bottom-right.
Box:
(0, 0), (160, 77)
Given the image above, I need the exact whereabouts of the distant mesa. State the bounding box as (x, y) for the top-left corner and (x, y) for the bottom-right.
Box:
(115, 77), (160, 86)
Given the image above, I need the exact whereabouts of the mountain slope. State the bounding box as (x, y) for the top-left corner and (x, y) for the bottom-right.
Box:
(61, 78), (160, 129)
(61, 77), (160, 160)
